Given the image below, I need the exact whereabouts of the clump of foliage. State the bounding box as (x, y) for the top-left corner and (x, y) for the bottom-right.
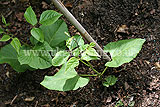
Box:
(0, 6), (146, 91)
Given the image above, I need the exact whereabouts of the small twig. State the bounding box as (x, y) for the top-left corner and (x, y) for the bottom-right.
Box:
(56, 92), (60, 105)
(51, 0), (111, 61)
(140, 0), (143, 4)
(35, 101), (38, 107)
(10, 95), (18, 105)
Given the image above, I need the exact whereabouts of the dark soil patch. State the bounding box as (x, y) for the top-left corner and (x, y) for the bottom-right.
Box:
(0, 0), (160, 107)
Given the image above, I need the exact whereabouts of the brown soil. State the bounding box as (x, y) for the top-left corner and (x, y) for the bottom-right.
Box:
(0, 0), (160, 107)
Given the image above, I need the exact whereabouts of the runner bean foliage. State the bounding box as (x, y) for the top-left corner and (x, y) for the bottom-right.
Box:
(0, 6), (145, 91)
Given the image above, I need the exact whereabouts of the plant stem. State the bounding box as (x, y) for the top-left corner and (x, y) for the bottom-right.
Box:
(80, 60), (100, 75)
(80, 59), (90, 67)
(87, 61), (100, 75)
(19, 40), (30, 47)
(100, 66), (108, 76)
(79, 74), (97, 77)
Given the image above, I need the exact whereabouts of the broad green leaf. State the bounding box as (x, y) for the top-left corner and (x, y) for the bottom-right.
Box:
(104, 39), (146, 67)
(85, 47), (100, 57)
(103, 75), (117, 87)
(30, 36), (38, 45)
(72, 48), (80, 57)
(66, 57), (79, 71)
(24, 6), (37, 26)
(40, 10), (62, 26)
(40, 19), (69, 48)
(11, 38), (21, 54)
(0, 27), (3, 34)
(0, 44), (31, 72)
(66, 35), (84, 50)
(0, 35), (11, 42)
(52, 51), (70, 66)
(80, 46), (100, 61)
(31, 28), (44, 43)
(41, 63), (89, 91)
(18, 42), (52, 69)
(81, 52), (99, 61)
(38, 41), (53, 50)
(2, 15), (7, 25)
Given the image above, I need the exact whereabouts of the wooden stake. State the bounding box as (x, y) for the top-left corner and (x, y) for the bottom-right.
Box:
(51, 0), (111, 61)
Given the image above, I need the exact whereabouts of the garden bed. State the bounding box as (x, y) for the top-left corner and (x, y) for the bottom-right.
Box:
(0, 0), (160, 106)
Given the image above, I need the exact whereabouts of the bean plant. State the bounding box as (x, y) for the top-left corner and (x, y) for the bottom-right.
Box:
(0, 6), (145, 91)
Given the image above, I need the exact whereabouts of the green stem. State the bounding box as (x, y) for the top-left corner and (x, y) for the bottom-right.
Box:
(100, 66), (108, 76)
(80, 59), (90, 67)
(79, 74), (97, 77)
(18, 39), (31, 47)
(87, 61), (100, 75)
(80, 60), (100, 75)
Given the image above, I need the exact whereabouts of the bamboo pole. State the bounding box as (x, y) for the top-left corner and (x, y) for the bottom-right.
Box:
(51, 0), (111, 61)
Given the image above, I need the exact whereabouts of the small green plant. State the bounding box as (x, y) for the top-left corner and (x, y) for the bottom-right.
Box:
(0, 6), (67, 72)
(0, 15), (11, 42)
(0, 6), (146, 91)
(115, 97), (135, 107)
(103, 75), (117, 87)
(115, 100), (124, 107)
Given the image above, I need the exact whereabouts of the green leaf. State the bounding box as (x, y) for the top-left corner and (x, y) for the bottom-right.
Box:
(89, 42), (96, 47)
(52, 51), (70, 66)
(10, 38), (21, 54)
(72, 48), (80, 57)
(115, 100), (124, 107)
(66, 57), (79, 71)
(5, 23), (10, 27)
(104, 39), (146, 67)
(18, 42), (52, 69)
(0, 35), (11, 42)
(31, 28), (44, 43)
(103, 75), (117, 87)
(0, 44), (31, 72)
(40, 19), (69, 48)
(81, 44), (89, 51)
(41, 63), (89, 91)
(72, 44), (89, 57)
(40, 10), (62, 26)
(38, 41), (53, 50)
(0, 27), (4, 34)
(66, 35), (84, 50)
(30, 36), (38, 45)
(80, 46), (100, 61)
(81, 52), (99, 61)
(24, 6), (37, 26)
(2, 15), (7, 25)
(85, 47), (100, 57)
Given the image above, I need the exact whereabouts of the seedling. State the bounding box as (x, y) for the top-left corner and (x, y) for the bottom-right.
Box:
(115, 100), (124, 107)
(103, 75), (117, 87)
(0, 6), (146, 91)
